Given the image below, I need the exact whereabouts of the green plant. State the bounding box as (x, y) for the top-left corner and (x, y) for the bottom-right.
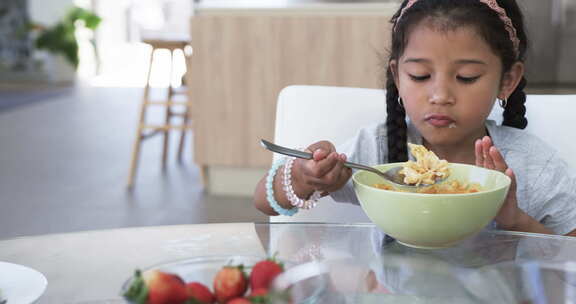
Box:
(31, 6), (101, 68)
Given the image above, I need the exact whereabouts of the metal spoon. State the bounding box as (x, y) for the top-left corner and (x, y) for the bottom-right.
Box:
(260, 139), (442, 190)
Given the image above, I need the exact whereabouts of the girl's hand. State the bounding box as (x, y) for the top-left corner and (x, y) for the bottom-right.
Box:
(475, 136), (521, 230)
(292, 141), (352, 195)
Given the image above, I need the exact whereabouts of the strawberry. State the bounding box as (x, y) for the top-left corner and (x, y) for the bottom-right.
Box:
(226, 298), (252, 304)
(249, 288), (267, 298)
(248, 288), (270, 304)
(213, 265), (248, 303)
(123, 270), (149, 304)
(186, 282), (215, 304)
(249, 258), (284, 290)
(144, 270), (189, 304)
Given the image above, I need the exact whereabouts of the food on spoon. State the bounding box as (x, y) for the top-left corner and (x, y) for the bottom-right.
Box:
(400, 143), (450, 186)
(213, 265), (248, 303)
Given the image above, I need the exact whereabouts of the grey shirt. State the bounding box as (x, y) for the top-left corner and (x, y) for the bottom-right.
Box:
(331, 120), (576, 235)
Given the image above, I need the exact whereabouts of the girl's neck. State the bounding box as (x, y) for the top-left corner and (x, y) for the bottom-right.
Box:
(422, 129), (488, 165)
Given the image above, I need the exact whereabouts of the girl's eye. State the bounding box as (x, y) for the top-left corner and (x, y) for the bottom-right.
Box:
(457, 76), (480, 83)
(409, 74), (430, 82)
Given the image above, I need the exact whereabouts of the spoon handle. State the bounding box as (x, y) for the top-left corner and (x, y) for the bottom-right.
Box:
(260, 139), (375, 172)
(342, 161), (377, 172)
(260, 139), (313, 160)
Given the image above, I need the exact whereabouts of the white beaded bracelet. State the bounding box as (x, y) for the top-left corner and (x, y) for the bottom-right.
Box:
(266, 157), (298, 216)
(282, 157), (322, 210)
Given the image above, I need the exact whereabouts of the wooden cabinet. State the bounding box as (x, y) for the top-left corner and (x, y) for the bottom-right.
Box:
(188, 13), (393, 170)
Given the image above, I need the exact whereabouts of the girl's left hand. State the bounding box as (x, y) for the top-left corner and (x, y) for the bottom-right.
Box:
(475, 136), (522, 230)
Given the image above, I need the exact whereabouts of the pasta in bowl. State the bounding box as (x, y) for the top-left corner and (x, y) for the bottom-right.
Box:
(400, 143), (450, 186)
(352, 162), (511, 249)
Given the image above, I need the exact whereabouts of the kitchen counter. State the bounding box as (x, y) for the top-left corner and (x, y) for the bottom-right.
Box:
(188, 1), (397, 195)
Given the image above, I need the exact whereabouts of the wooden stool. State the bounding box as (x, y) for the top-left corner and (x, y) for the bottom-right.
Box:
(127, 39), (193, 188)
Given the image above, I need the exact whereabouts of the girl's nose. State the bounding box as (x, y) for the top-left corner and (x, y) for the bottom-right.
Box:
(429, 83), (455, 105)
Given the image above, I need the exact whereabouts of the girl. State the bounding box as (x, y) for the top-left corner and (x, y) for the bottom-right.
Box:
(254, 0), (576, 236)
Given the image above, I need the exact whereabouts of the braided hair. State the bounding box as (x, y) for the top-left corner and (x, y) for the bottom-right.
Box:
(385, 0), (529, 163)
(386, 67), (409, 163)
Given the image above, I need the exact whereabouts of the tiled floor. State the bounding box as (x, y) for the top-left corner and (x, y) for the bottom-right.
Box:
(0, 85), (267, 240)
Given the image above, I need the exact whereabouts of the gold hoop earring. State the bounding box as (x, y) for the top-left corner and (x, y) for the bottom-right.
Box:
(499, 98), (508, 108)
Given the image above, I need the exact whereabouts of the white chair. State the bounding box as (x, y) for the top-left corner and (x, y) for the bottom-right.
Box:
(271, 85), (576, 223)
(271, 86), (386, 223)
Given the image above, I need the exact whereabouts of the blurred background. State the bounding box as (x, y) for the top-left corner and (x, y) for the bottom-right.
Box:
(1, 0), (575, 239)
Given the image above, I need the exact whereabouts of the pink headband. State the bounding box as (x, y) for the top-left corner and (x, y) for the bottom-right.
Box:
(395, 0), (520, 58)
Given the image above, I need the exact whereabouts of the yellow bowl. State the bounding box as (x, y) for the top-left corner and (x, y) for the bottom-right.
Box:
(352, 163), (511, 249)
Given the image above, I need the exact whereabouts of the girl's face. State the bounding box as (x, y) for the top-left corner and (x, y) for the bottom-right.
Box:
(391, 21), (522, 148)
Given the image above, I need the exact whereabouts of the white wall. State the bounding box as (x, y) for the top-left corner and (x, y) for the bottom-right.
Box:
(28, 0), (74, 25)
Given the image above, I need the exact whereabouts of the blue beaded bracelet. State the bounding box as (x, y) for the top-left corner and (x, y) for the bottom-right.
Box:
(266, 157), (298, 216)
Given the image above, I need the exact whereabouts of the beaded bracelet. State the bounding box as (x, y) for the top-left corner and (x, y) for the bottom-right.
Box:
(266, 157), (298, 216)
(283, 157), (322, 210)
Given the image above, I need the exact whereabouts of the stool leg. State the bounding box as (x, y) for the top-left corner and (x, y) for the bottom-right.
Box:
(200, 164), (209, 188)
(178, 50), (192, 163)
(162, 50), (175, 170)
(177, 107), (190, 162)
(128, 48), (156, 188)
(127, 131), (143, 189)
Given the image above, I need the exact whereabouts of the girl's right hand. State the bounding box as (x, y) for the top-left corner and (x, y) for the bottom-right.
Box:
(291, 141), (352, 195)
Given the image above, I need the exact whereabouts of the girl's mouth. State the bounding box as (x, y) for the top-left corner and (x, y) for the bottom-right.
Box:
(425, 114), (455, 128)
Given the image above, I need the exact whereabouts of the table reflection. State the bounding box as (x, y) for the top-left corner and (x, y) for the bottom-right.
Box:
(259, 223), (576, 303)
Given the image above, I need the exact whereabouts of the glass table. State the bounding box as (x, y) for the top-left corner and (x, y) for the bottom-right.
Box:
(1, 223), (575, 303)
(260, 223), (576, 303)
